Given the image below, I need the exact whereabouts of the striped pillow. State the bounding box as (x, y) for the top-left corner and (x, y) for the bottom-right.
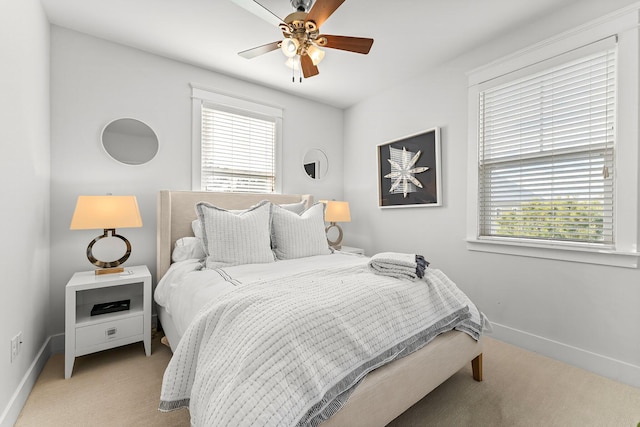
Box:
(271, 202), (332, 260)
(196, 200), (275, 268)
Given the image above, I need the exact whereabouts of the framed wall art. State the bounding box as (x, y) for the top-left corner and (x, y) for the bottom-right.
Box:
(377, 127), (442, 208)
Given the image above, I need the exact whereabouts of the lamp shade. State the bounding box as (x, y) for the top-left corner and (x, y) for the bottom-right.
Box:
(324, 201), (351, 223)
(280, 38), (299, 58)
(285, 56), (301, 70)
(306, 44), (325, 66)
(70, 195), (143, 230)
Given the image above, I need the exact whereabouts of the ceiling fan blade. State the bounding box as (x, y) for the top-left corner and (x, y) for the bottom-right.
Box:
(230, 0), (285, 26)
(300, 54), (319, 78)
(238, 41), (281, 59)
(321, 35), (374, 54)
(305, 0), (345, 28)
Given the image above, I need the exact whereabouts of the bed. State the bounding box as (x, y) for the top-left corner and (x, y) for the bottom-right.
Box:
(155, 190), (485, 427)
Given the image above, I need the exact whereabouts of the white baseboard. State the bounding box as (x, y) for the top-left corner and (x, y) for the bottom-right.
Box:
(490, 322), (640, 388)
(49, 333), (65, 355)
(0, 333), (64, 427)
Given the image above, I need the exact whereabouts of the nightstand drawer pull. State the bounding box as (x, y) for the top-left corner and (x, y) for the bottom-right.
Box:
(106, 327), (117, 339)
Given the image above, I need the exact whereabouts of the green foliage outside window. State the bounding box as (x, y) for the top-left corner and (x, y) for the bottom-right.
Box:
(495, 199), (604, 241)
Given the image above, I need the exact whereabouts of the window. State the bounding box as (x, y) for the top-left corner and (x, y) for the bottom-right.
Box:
(467, 13), (640, 268)
(478, 45), (616, 246)
(191, 86), (282, 193)
(200, 106), (276, 193)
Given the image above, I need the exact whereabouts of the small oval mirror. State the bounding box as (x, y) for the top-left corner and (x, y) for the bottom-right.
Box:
(303, 149), (328, 180)
(101, 118), (159, 165)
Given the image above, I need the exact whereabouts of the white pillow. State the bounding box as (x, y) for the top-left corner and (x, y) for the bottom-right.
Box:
(171, 237), (206, 262)
(195, 200), (275, 268)
(192, 219), (203, 240)
(192, 206), (248, 254)
(271, 202), (332, 260)
(278, 201), (306, 214)
(191, 200), (306, 260)
(192, 202), (305, 244)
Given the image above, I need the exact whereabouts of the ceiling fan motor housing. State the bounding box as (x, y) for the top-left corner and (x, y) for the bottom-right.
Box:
(280, 10), (321, 57)
(290, 0), (313, 12)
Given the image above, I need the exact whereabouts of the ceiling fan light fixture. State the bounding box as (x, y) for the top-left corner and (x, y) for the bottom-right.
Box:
(285, 55), (301, 70)
(280, 38), (300, 58)
(307, 44), (325, 66)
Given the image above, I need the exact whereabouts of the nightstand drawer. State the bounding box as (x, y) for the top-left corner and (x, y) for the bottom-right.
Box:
(76, 315), (143, 350)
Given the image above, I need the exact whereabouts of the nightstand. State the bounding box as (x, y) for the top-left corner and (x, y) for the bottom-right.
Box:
(337, 246), (365, 255)
(65, 265), (152, 379)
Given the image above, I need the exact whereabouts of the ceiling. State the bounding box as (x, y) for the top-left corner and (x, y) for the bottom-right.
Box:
(41, 0), (585, 109)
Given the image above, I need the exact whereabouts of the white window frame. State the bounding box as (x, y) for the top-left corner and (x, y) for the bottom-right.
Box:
(466, 7), (640, 268)
(191, 85), (283, 193)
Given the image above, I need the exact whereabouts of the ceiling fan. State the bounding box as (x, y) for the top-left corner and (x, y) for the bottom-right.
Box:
(231, 0), (374, 80)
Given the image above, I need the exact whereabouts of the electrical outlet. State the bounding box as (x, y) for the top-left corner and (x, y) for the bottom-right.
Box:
(10, 336), (18, 362)
(17, 332), (22, 357)
(10, 332), (22, 363)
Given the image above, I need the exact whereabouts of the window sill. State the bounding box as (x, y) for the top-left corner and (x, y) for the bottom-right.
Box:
(466, 238), (639, 268)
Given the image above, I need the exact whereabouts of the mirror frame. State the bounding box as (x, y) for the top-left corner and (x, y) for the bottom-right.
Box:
(302, 148), (329, 181)
(101, 118), (159, 166)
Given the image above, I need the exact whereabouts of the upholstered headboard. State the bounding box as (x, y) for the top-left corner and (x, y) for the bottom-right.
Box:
(156, 190), (313, 280)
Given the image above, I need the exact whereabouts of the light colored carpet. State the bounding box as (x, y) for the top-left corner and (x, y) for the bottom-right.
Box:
(15, 335), (640, 427)
(15, 333), (189, 427)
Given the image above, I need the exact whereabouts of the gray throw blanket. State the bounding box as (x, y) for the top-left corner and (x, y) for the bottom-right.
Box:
(368, 252), (428, 280)
(159, 264), (482, 427)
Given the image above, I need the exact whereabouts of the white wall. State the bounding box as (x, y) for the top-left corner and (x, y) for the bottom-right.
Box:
(344, 0), (640, 386)
(0, 0), (50, 423)
(49, 27), (345, 335)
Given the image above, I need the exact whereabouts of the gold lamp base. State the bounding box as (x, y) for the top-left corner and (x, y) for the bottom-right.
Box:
(87, 229), (132, 275)
(95, 267), (125, 276)
(325, 222), (344, 250)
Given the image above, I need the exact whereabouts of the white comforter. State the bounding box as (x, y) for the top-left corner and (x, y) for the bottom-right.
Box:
(157, 254), (484, 427)
(154, 253), (368, 339)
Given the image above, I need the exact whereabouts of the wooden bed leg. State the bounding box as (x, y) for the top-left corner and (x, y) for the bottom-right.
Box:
(472, 353), (483, 382)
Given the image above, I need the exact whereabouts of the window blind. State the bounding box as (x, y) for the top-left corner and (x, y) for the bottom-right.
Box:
(201, 104), (276, 193)
(478, 46), (616, 245)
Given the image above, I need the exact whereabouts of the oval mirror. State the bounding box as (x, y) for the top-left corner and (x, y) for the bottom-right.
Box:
(101, 118), (159, 165)
(303, 149), (328, 180)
